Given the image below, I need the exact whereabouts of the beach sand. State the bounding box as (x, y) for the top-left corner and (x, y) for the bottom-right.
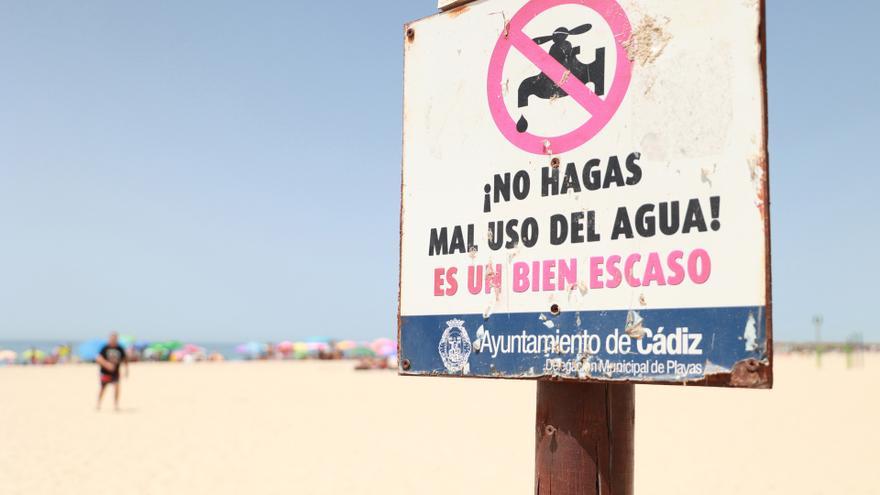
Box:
(0, 353), (877, 494)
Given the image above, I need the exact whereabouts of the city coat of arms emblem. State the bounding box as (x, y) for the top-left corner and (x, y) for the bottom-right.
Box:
(438, 319), (472, 373)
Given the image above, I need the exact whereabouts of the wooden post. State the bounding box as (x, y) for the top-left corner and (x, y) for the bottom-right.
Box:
(535, 381), (635, 495)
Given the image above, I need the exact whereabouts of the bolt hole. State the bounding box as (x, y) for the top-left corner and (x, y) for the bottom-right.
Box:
(406, 28), (415, 41)
(550, 157), (560, 168)
(402, 359), (411, 371)
(544, 425), (557, 435)
(550, 304), (560, 315)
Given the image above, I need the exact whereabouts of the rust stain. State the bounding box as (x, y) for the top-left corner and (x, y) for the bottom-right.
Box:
(622, 15), (672, 65)
(728, 358), (771, 388)
(446, 4), (470, 18)
(749, 155), (768, 218)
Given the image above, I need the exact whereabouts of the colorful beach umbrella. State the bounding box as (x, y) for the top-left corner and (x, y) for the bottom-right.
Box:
(335, 340), (357, 351)
(170, 344), (205, 362)
(163, 341), (183, 351)
(345, 346), (376, 359)
(235, 342), (264, 358)
(144, 344), (168, 360)
(371, 338), (396, 357)
(370, 338), (394, 350)
(141, 341), (182, 360)
(76, 339), (106, 361)
(133, 341), (151, 351)
(0, 350), (17, 364)
(180, 343), (204, 354)
(22, 349), (46, 362)
(305, 342), (329, 352)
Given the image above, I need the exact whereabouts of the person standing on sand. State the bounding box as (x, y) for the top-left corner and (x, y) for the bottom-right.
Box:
(96, 332), (129, 411)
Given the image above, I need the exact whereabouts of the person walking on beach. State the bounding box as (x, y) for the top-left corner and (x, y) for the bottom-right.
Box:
(96, 332), (128, 411)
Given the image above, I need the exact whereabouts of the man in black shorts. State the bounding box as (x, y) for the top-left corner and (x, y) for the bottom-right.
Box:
(96, 332), (129, 411)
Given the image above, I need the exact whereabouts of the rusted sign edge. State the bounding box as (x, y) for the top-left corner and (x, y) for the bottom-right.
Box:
(758, 0), (773, 389)
(438, 0), (478, 12)
(397, 23), (411, 374)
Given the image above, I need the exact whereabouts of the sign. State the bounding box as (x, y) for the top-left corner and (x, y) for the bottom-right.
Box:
(400, 0), (771, 387)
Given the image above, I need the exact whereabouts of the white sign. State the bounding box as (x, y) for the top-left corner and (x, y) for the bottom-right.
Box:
(399, 0), (770, 387)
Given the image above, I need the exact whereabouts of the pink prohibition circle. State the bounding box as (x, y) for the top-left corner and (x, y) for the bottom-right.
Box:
(487, 0), (633, 155)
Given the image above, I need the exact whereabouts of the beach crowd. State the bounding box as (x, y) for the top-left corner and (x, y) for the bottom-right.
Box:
(0, 336), (398, 370)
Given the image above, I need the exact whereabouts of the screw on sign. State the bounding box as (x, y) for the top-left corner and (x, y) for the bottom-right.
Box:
(487, 0), (633, 155)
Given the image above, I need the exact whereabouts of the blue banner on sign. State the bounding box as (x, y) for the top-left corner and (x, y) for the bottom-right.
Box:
(400, 306), (767, 383)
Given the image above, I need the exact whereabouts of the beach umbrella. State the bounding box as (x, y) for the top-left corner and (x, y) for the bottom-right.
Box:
(288, 343), (309, 359)
(181, 343), (204, 354)
(0, 350), (17, 364)
(235, 341), (264, 358)
(145, 342), (166, 352)
(171, 344), (205, 362)
(376, 344), (396, 357)
(276, 341), (294, 354)
(163, 341), (183, 351)
(150, 341), (182, 354)
(22, 349), (46, 363)
(371, 338), (396, 357)
(143, 341), (182, 360)
(370, 338), (394, 351)
(335, 340), (357, 351)
(345, 346), (376, 359)
(144, 344), (168, 361)
(133, 341), (151, 352)
(77, 339), (107, 361)
(305, 342), (330, 353)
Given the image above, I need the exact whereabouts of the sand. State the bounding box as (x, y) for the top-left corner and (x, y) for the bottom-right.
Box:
(0, 353), (877, 494)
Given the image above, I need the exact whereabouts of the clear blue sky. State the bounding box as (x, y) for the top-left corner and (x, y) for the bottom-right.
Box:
(0, 1), (875, 343)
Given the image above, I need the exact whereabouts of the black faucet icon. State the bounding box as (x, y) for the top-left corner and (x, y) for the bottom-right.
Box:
(517, 23), (606, 133)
